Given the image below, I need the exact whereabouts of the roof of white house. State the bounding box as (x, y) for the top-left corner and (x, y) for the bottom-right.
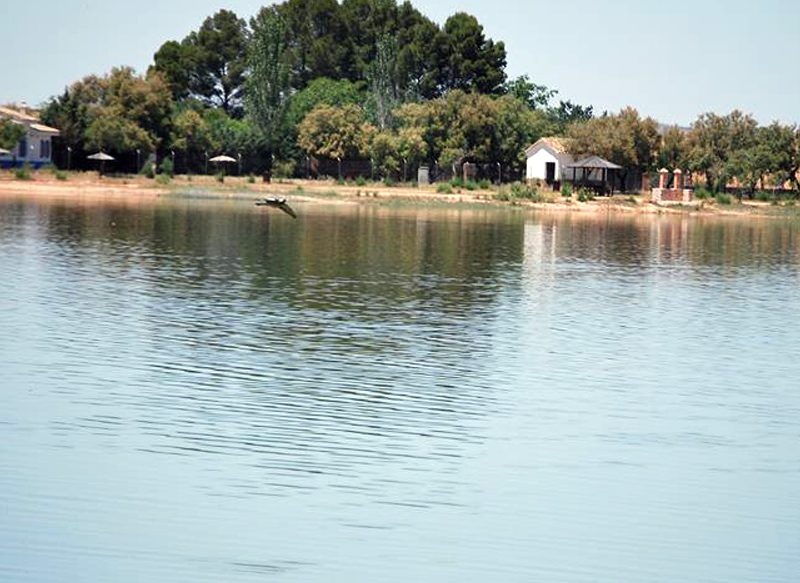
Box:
(0, 105), (60, 134)
(525, 137), (571, 157)
(29, 123), (60, 135)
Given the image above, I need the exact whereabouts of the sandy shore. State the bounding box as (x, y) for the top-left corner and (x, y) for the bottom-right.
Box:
(0, 170), (794, 218)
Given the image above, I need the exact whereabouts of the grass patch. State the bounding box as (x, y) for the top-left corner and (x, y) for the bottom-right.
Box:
(355, 176), (367, 186)
(437, 183), (453, 194)
(715, 192), (733, 205)
(694, 187), (712, 200)
(14, 164), (33, 180)
(494, 182), (555, 203)
(155, 174), (171, 185)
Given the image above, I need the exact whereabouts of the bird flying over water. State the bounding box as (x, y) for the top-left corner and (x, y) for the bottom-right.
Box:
(255, 197), (297, 219)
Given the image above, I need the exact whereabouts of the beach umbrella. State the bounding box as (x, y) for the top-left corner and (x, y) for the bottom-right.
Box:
(87, 151), (115, 175)
(208, 154), (237, 163)
(208, 154), (237, 177)
(0, 147), (10, 155)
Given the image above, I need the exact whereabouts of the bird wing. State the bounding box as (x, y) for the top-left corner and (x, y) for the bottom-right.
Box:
(278, 201), (298, 219)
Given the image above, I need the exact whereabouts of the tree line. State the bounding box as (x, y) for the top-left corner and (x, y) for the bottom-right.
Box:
(34, 0), (798, 192)
(38, 0), (589, 178)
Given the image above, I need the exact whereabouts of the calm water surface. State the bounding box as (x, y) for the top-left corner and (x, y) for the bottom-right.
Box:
(1, 194), (799, 582)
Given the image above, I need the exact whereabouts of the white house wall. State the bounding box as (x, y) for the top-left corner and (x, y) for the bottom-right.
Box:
(526, 148), (560, 181)
(0, 128), (54, 167)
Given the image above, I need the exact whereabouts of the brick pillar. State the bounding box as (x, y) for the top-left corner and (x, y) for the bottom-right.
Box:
(659, 168), (669, 189)
(673, 168), (683, 191)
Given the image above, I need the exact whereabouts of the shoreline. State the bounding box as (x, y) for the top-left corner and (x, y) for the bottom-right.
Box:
(1, 171), (797, 219)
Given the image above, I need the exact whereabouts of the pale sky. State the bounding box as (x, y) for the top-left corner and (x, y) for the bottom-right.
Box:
(1, 0), (797, 126)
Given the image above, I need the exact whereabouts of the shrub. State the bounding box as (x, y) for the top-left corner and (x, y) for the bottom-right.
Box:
(715, 193), (733, 205)
(477, 178), (491, 190)
(155, 174), (171, 185)
(755, 191), (772, 202)
(510, 182), (537, 199)
(215, 172), (225, 183)
(54, 170), (68, 181)
(247, 175), (256, 184)
(437, 183), (453, 194)
(14, 164), (32, 180)
(561, 183), (573, 197)
(694, 187), (711, 200)
(140, 161), (155, 179)
(577, 188), (594, 202)
(383, 176), (396, 187)
(336, 177), (346, 185)
(450, 177), (464, 188)
(272, 159), (295, 179)
(160, 157), (174, 177)
(355, 176), (367, 187)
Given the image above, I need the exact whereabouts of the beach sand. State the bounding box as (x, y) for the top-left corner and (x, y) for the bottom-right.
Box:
(0, 170), (789, 218)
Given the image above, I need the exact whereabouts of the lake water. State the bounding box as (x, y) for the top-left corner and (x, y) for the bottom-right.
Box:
(1, 194), (799, 582)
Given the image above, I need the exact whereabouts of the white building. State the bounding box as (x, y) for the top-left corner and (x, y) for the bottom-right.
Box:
(524, 137), (573, 185)
(0, 105), (60, 169)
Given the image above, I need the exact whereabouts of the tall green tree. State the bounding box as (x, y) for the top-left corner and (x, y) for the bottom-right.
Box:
(247, 7), (292, 168)
(152, 10), (248, 115)
(505, 75), (556, 110)
(0, 119), (26, 152)
(567, 107), (660, 184)
(394, 90), (548, 175)
(85, 106), (153, 153)
(657, 125), (688, 170)
(547, 100), (594, 133)
(394, 2), (440, 99)
(685, 110), (758, 191)
(285, 77), (364, 130)
(152, 40), (197, 100)
(170, 109), (218, 173)
(367, 34), (401, 129)
(341, 0), (398, 79)
(192, 10), (249, 114)
(438, 13), (506, 95)
(298, 104), (375, 160)
(41, 67), (173, 161)
(277, 0), (355, 89)
(754, 122), (799, 191)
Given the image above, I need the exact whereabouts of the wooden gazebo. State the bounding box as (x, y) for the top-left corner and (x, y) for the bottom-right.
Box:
(566, 156), (622, 195)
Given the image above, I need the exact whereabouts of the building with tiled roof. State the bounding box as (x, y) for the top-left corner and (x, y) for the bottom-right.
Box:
(524, 137), (574, 185)
(0, 105), (60, 169)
